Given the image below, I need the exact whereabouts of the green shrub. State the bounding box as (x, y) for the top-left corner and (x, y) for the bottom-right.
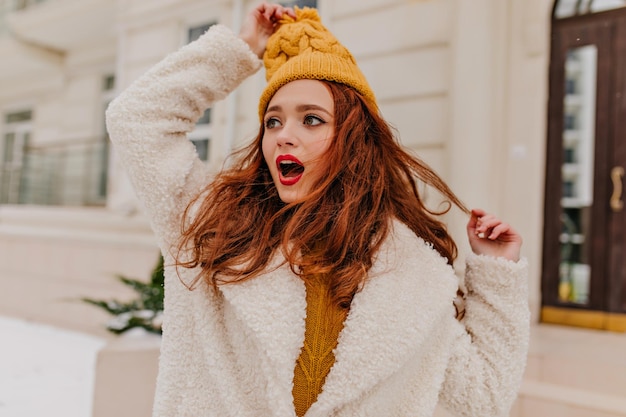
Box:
(83, 255), (164, 335)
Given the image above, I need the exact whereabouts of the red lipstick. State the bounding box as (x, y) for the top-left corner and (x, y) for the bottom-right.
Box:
(276, 154), (304, 185)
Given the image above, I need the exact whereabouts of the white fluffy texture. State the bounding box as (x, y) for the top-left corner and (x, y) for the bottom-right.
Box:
(106, 25), (530, 417)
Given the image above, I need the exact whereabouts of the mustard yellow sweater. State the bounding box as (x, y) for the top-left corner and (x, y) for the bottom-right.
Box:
(292, 274), (348, 416)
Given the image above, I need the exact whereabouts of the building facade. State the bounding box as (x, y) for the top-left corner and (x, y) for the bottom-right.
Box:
(1, 0), (625, 416)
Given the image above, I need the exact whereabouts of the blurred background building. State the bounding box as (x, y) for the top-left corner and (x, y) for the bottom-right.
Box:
(1, 0), (625, 416)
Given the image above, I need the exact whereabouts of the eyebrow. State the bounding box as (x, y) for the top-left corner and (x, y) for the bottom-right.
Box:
(265, 104), (332, 117)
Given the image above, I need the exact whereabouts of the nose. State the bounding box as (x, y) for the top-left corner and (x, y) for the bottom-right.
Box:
(276, 120), (297, 147)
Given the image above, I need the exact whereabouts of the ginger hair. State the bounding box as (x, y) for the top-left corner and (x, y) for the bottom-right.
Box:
(177, 81), (468, 308)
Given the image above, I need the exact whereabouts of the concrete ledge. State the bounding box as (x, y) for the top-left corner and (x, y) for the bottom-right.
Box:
(92, 333), (160, 417)
(0, 205), (155, 247)
(0, 206), (160, 336)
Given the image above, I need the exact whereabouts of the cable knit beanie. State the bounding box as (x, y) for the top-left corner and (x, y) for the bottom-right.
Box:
(258, 7), (376, 120)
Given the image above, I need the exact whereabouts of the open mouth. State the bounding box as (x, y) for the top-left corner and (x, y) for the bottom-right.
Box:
(279, 160), (304, 177)
(276, 155), (304, 185)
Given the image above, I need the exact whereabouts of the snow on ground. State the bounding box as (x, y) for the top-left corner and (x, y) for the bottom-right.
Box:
(0, 316), (105, 417)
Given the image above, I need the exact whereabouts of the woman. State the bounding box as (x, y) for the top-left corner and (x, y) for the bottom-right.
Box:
(106, 3), (530, 417)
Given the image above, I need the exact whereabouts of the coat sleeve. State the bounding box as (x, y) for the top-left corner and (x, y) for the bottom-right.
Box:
(105, 24), (262, 248)
(438, 253), (530, 417)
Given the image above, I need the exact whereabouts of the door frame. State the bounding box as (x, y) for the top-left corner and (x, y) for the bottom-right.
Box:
(542, 8), (626, 330)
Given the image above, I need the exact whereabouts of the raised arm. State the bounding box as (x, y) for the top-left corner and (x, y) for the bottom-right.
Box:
(439, 210), (530, 416)
(106, 3), (295, 248)
(106, 25), (261, 247)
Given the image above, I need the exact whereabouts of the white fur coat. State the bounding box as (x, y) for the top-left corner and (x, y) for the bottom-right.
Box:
(106, 24), (530, 417)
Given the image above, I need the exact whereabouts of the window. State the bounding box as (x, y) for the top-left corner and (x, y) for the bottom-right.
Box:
(1, 0), (45, 34)
(187, 22), (216, 162)
(554, 0), (626, 18)
(4, 75), (113, 206)
(96, 74), (115, 202)
(280, 0), (317, 8)
(188, 23), (213, 43)
(0, 110), (31, 204)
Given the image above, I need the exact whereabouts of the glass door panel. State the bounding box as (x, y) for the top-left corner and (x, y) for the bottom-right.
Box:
(558, 45), (598, 305)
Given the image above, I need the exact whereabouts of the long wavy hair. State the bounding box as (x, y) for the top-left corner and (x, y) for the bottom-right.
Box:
(177, 80), (468, 308)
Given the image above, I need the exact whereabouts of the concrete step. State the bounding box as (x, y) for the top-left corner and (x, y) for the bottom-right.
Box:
(513, 379), (626, 417)
(435, 323), (626, 417)
(525, 324), (626, 398)
(513, 323), (626, 417)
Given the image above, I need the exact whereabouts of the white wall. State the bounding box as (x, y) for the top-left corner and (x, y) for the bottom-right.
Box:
(0, 0), (554, 333)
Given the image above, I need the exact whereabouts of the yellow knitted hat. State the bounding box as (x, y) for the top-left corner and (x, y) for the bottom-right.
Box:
(258, 7), (376, 120)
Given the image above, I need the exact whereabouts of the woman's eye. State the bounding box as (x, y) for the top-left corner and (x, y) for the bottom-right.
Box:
(303, 115), (324, 126)
(265, 117), (280, 129)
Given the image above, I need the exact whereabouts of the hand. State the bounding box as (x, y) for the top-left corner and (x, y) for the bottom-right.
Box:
(239, 2), (296, 59)
(466, 208), (522, 262)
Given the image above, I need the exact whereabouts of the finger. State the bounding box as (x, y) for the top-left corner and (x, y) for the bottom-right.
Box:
(476, 213), (496, 224)
(284, 7), (296, 18)
(486, 222), (510, 240)
(469, 209), (490, 234)
(491, 223), (521, 243)
(264, 4), (287, 21)
(476, 215), (499, 232)
(471, 208), (487, 218)
(473, 212), (503, 239)
(260, 3), (277, 20)
(467, 210), (480, 232)
(257, 1), (271, 14)
(474, 212), (493, 238)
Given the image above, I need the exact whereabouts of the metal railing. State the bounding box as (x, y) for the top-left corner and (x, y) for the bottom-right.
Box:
(0, 137), (109, 206)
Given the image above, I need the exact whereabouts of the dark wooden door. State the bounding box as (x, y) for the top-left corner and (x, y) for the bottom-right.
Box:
(609, 18), (626, 314)
(542, 11), (626, 327)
